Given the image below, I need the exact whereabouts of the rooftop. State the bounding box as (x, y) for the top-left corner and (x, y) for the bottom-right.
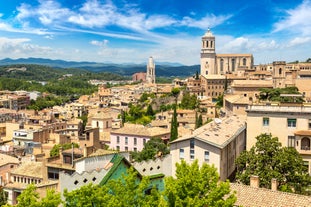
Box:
(171, 115), (246, 148)
(11, 161), (43, 178)
(246, 104), (311, 114)
(231, 183), (311, 207)
(111, 124), (170, 137)
(0, 153), (19, 166)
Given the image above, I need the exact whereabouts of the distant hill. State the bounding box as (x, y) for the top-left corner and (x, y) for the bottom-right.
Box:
(0, 58), (199, 77)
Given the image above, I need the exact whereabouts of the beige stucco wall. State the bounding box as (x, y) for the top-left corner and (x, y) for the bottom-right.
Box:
(170, 139), (221, 179)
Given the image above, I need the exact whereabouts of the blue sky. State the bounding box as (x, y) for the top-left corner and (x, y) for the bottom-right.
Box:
(0, 0), (310, 65)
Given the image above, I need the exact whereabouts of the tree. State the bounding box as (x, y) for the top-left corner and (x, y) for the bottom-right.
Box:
(235, 133), (311, 194)
(131, 137), (170, 162)
(5, 184), (62, 207)
(50, 143), (79, 157)
(164, 160), (236, 207)
(197, 114), (203, 128)
(0, 187), (7, 206)
(170, 105), (178, 141)
(195, 112), (203, 129)
(146, 104), (155, 117)
(180, 92), (198, 110)
(170, 88), (180, 102)
(64, 168), (160, 207)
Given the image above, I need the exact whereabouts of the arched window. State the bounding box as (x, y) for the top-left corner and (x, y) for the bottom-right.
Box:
(232, 58), (236, 72)
(220, 59), (224, 72)
(243, 58), (247, 66)
(279, 68), (282, 75)
(211, 41), (213, 48)
(301, 137), (310, 150)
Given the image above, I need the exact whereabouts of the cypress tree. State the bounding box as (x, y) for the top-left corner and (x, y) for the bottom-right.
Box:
(170, 105), (178, 141)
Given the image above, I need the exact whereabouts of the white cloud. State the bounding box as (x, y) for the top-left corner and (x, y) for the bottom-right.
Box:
(180, 14), (233, 29)
(273, 0), (311, 35)
(17, 0), (71, 25)
(0, 37), (53, 58)
(287, 37), (311, 47)
(90, 39), (109, 47)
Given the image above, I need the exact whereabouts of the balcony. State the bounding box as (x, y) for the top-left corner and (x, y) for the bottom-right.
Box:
(297, 145), (311, 155)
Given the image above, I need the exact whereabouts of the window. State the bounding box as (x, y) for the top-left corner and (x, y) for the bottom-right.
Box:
(220, 59), (224, 72)
(303, 161), (309, 173)
(263, 117), (269, 126)
(243, 58), (247, 66)
(143, 139), (146, 145)
(190, 139), (195, 148)
(134, 147), (137, 152)
(231, 58), (236, 71)
(116, 146), (120, 151)
(287, 119), (296, 127)
(179, 149), (184, 160)
(204, 151), (210, 162)
(288, 136), (295, 147)
(117, 136), (120, 144)
(125, 147), (128, 151)
(308, 119), (311, 130)
(125, 137), (128, 145)
(301, 137), (310, 150)
(190, 149), (195, 160)
(134, 138), (137, 145)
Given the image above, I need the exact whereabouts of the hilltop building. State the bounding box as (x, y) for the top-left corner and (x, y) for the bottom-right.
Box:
(146, 56), (156, 84)
(200, 29), (254, 76)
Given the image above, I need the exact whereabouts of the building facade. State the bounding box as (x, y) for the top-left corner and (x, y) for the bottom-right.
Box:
(170, 115), (246, 181)
(146, 56), (156, 84)
(246, 103), (311, 174)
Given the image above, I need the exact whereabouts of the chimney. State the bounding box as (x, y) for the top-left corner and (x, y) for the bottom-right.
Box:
(250, 175), (259, 188)
(41, 158), (48, 181)
(271, 178), (278, 191)
(83, 144), (87, 157)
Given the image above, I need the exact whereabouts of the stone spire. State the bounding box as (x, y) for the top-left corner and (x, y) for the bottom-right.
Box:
(146, 56), (156, 84)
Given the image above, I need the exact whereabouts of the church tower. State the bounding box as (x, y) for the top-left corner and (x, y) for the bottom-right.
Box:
(146, 56), (156, 84)
(200, 29), (216, 76)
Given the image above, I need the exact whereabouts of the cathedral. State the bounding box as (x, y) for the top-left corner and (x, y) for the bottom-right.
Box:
(200, 29), (254, 76)
(146, 56), (156, 84)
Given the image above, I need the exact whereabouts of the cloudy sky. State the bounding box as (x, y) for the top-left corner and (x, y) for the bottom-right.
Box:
(0, 0), (310, 65)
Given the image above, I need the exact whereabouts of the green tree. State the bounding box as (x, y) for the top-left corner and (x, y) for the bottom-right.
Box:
(170, 88), (180, 102)
(180, 92), (198, 110)
(146, 104), (155, 117)
(235, 133), (311, 194)
(0, 187), (7, 206)
(170, 105), (178, 141)
(164, 160), (236, 207)
(197, 114), (203, 128)
(50, 143), (79, 157)
(131, 137), (170, 162)
(64, 168), (160, 207)
(5, 184), (62, 207)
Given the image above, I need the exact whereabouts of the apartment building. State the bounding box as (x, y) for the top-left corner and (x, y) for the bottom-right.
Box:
(110, 124), (170, 152)
(170, 115), (246, 181)
(246, 103), (311, 174)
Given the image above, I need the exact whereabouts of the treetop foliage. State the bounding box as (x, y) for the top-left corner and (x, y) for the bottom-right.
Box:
(235, 133), (311, 195)
(131, 137), (170, 162)
(259, 87), (304, 103)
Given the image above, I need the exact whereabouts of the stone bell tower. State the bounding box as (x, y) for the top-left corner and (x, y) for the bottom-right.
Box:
(146, 56), (156, 84)
(200, 29), (216, 76)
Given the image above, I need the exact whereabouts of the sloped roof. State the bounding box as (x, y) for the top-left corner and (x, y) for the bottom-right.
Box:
(171, 115), (246, 148)
(0, 154), (19, 166)
(111, 124), (170, 137)
(231, 183), (311, 207)
(11, 161), (43, 178)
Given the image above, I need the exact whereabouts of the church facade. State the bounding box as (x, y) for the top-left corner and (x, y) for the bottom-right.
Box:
(200, 29), (254, 76)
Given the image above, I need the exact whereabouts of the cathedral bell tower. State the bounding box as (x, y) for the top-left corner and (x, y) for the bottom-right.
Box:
(146, 56), (156, 84)
(200, 29), (216, 76)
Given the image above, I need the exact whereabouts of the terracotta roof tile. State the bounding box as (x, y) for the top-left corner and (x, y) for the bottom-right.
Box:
(231, 183), (311, 207)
